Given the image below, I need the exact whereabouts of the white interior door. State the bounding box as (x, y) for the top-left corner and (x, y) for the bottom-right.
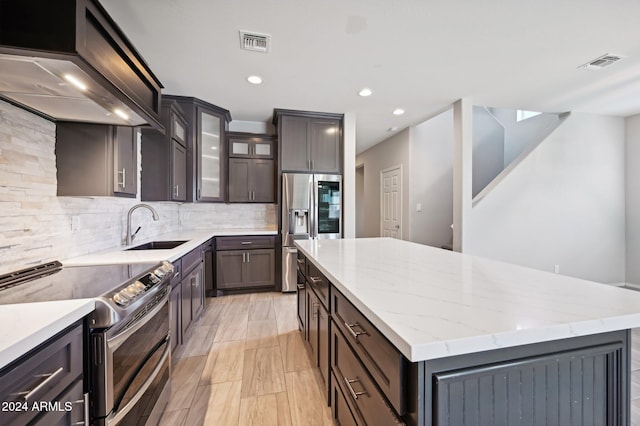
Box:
(380, 165), (402, 238)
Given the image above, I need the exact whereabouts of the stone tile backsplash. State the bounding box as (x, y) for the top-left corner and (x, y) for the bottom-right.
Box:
(0, 101), (276, 275)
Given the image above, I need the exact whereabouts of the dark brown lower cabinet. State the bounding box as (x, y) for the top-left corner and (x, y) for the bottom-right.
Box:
(181, 259), (203, 336)
(307, 287), (330, 402)
(215, 236), (276, 292)
(331, 372), (360, 426)
(0, 322), (86, 426)
(170, 244), (206, 354)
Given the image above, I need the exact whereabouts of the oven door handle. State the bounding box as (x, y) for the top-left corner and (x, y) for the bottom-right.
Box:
(107, 336), (170, 426)
(107, 290), (169, 351)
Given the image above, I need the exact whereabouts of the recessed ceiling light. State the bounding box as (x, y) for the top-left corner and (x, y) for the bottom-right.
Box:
(358, 88), (373, 97)
(393, 108), (405, 116)
(387, 126), (398, 132)
(113, 109), (129, 120)
(63, 74), (87, 91)
(247, 75), (263, 84)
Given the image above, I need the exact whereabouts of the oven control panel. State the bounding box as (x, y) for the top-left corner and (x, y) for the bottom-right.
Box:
(112, 261), (174, 307)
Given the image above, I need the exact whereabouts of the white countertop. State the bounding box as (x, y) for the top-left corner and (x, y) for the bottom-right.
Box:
(296, 238), (640, 362)
(0, 299), (95, 370)
(63, 227), (277, 266)
(1, 227), (275, 370)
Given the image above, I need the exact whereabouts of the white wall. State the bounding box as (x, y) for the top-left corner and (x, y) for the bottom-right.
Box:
(0, 101), (276, 274)
(626, 114), (640, 285)
(472, 107), (505, 197)
(356, 128), (410, 238)
(409, 109), (453, 248)
(466, 113), (626, 284)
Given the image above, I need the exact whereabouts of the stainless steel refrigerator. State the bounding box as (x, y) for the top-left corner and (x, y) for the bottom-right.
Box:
(281, 173), (342, 292)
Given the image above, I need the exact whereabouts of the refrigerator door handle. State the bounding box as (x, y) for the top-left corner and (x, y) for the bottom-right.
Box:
(309, 177), (316, 239)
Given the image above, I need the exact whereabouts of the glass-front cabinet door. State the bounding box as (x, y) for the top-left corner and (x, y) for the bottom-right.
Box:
(197, 109), (224, 201)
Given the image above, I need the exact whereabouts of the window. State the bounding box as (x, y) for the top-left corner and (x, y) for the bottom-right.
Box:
(516, 110), (542, 122)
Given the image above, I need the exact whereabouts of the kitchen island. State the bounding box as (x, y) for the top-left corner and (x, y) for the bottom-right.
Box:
(296, 238), (640, 426)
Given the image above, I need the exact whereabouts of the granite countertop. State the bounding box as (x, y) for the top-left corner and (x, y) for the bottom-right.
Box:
(0, 299), (95, 370)
(296, 237), (640, 362)
(63, 227), (277, 266)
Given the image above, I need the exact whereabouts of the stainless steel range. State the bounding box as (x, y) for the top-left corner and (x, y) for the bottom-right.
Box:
(0, 260), (175, 426)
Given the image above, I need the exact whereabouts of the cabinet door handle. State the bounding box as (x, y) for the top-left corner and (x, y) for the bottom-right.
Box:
(345, 322), (368, 339)
(297, 284), (304, 291)
(175, 185), (179, 198)
(17, 366), (64, 401)
(118, 168), (126, 188)
(343, 376), (367, 400)
(309, 276), (322, 284)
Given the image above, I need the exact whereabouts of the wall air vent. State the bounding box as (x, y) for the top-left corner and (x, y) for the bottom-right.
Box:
(239, 31), (270, 53)
(579, 53), (625, 70)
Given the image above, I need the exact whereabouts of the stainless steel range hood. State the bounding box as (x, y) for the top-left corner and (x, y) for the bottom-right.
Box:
(0, 0), (163, 129)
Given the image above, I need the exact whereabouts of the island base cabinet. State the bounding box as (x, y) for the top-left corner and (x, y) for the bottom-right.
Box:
(414, 330), (629, 426)
(307, 287), (330, 403)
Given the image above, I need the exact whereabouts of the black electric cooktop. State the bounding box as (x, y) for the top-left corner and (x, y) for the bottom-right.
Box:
(0, 262), (158, 305)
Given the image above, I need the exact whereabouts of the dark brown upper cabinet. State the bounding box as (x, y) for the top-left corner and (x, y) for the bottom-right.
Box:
(165, 96), (231, 203)
(273, 110), (343, 174)
(228, 132), (275, 159)
(141, 101), (188, 202)
(56, 122), (137, 197)
(227, 133), (276, 203)
(0, 0), (163, 129)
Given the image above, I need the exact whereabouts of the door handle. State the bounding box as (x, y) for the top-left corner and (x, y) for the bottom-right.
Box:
(117, 168), (126, 188)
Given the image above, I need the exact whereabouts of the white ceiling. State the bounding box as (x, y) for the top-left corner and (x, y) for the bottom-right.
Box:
(101, 0), (640, 153)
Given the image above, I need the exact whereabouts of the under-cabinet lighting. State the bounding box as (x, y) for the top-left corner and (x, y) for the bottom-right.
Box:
(63, 74), (87, 91)
(114, 109), (129, 120)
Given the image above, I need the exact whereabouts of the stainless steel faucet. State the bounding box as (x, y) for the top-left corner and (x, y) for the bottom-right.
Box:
(126, 204), (159, 245)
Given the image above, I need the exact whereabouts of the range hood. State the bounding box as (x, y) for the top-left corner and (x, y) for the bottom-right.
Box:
(0, 0), (163, 129)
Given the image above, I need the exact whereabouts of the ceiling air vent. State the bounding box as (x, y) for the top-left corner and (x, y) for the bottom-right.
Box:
(579, 53), (625, 70)
(239, 31), (270, 53)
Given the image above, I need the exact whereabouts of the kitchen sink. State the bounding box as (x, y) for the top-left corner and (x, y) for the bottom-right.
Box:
(125, 240), (188, 251)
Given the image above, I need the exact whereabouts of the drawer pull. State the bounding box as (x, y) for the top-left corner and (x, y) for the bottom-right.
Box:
(344, 376), (368, 400)
(296, 259), (305, 265)
(309, 276), (322, 284)
(297, 284), (305, 290)
(17, 366), (64, 401)
(345, 322), (368, 339)
(241, 241), (253, 245)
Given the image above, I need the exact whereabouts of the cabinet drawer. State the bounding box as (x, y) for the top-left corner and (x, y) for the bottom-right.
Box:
(306, 262), (330, 309)
(332, 288), (405, 415)
(331, 371), (361, 426)
(182, 246), (203, 273)
(216, 235), (275, 250)
(297, 251), (306, 276)
(331, 326), (403, 425)
(0, 323), (83, 426)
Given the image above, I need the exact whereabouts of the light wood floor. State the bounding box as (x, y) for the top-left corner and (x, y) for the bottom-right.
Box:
(158, 292), (333, 426)
(160, 292), (640, 425)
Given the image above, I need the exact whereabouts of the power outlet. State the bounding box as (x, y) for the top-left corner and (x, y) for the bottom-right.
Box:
(554, 264), (560, 274)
